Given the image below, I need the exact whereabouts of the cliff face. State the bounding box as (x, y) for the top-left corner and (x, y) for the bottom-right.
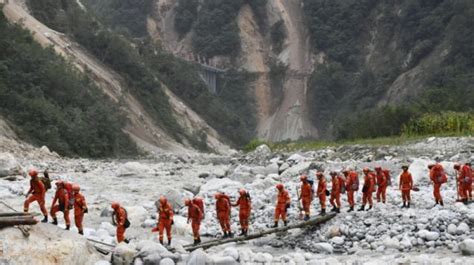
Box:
(149, 0), (465, 141)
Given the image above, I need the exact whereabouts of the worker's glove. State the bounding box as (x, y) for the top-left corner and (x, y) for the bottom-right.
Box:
(286, 203), (290, 209)
(171, 220), (174, 225)
(83, 208), (88, 214)
(151, 227), (159, 232)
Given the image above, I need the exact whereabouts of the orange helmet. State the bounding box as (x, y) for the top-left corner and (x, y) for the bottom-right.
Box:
(276, 183), (284, 190)
(184, 198), (191, 206)
(363, 168), (370, 173)
(28, 169), (38, 177)
(374, 166), (382, 171)
(300, 175), (307, 181)
(159, 196), (167, 205)
(111, 202), (120, 210)
(214, 192), (222, 199)
(453, 164), (461, 170)
(239, 189), (246, 195)
(72, 184), (80, 192)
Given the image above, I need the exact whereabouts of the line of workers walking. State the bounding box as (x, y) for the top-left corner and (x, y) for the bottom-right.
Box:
(23, 162), (472, 246)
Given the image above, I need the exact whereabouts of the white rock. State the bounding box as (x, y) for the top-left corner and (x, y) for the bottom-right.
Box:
(280, 162), (311, 181)
(292, 253), (305, 265)
(331, 236), (344, 245)
(160, 258), (174, 265)
(448, 224), (457, 235)
(314, 243), (333, 254)
(0, 153), (20, 177)
(279, 162), (290, 173)
(162, 188), (193, 210)
(223, 247), (239, 261)
(125, 206), (148, 225)
(117, 162), (151, 177)
(199, 178), (243, 195)
(383, 237), (400, 249)
(94, 261), (110, 265)
(254, 145), (272, 159)
(456, 222), (469, 235)
(459, 239), (474, 256)
(264, 163), (279, 175)
(172, 215), (191, 236)
(113, 243), (137, 265)
(187, 249), (213, 265)
(213, 256), (238, 265)
(417, 230), (440, 241)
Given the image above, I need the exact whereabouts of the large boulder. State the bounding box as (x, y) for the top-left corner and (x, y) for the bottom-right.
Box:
(199, 178), (243, 196)
(117, 162), (151, 177)
(0, 153), (20, 177)
(161, 189), (194, 210)
(407, 159), (431, 185)
(187, 249), (213, 265)
(459, 239), (474, 256)
(112, 243), (137, 265)
(125, 206), (148, 225)
(0, 224), (102, 264)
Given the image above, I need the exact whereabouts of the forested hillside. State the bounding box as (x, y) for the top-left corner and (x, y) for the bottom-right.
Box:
(0, 12), (137, 157)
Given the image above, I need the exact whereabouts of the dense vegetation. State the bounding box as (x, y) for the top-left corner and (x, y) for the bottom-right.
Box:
(0, 13), (137, 157)
(303, 0), (474, 140)
(174, 0), (199, 37)
(80, 0), (153, 37)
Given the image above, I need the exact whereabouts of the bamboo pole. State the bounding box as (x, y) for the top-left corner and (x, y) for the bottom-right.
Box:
(183, 213), (336, 252)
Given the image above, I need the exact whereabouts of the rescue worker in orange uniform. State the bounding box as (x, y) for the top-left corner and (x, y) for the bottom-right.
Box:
(316, 173), (327, 215)
(429, 163), (446, 206)
(24, 169), (48, 222)
(298, 175), (314, 220)
(273, 184), (291, 227)
(375, 166), (388, 203)
(232, 189), (252, 236)
(51, 180), (71, 229)
(185, 198), (203, 245)
(454, 164), (463, 201)
(459, 163), (473, 204)
(358, 168), (376, 211)
(152, 196), (174, 245)
(343, 169), (359, 212)
(215, 192), (233, 238)
(399, 165), (413, 208)
(72, 184), (87, 235)
(330, 172), (343, 213)
(111, 202), (128, 243)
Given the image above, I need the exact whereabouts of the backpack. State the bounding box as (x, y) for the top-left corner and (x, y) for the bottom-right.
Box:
(383, 169), (391, 186)
(40, 177), (51, 191)
(112, 207), (131, 228)
(433, 165), (447, 184)
(193, 197), (205, 218)
(339, 177), (346, 194)
(352, 174), (359, 191)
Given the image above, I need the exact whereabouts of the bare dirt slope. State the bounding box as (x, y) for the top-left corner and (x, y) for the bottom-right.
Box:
(2, 0), (230, 154)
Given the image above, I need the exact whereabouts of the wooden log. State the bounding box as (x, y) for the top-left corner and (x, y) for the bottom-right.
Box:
(0, 216), (37, 227)
(183, 213), (336, 252)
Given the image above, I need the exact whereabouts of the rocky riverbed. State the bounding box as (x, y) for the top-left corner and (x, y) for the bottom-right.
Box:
(0, 137), (473, 264)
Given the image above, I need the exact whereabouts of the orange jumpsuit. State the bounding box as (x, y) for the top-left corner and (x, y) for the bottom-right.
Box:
(345, 172), (358, 207)
(430, 164), (446, 203)
(376, 170), (388, 203)
(187, 202), (203, 240)
(330, 176), (343, 208)
(158, 202), (174, 242)
(73, 192), (87, 233)
(64, 182), (74, 209)
(24, 177), (48, 215)
(362, 173), (376, 206)
(274, 189), (290, 222)
(300, 182), (313, 215)
(114, 207), (127, 243)
(51, 187), (70, 226)
(399, 171), (413, 202)
(234, 195), (251, 231)
(316, 178), (327, 209)
(216, 195), (231, 233)
(459, 165), (473, 200)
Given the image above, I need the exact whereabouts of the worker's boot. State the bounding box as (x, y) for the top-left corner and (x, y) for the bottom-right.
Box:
(366, 205), (372, 211)
(52, 217), (58, 225)
(223, 232), (229, 238)
(347, 207), (354, 213)
(330, 206), (337, 212)
(193, 239), (199, 245)
(439, 200), (444, 206)
(228, 232), (234, 238)
(463, 199), (469, 205)
(124, 239), (130, 244)
(41, 215), (48, 223)
(78, 230), (84, 235)
(335, 208), (340, 213)
(407, 202), (410, 208)
(272, 221), (278, 228)
(304, 215), (310, 221)
(358, 205), (365, 212)
(159, 239), (164, 245)
(65, 225), (70, 230)
(401, 202), (406, 208)
(197, 237), (201, 244)
(239, 229), (245, 236)
(320, 209), (326, 216)
(283, 220), (288, 227)
(243, 229), (248, 236)
(168, 239), (171, 246)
